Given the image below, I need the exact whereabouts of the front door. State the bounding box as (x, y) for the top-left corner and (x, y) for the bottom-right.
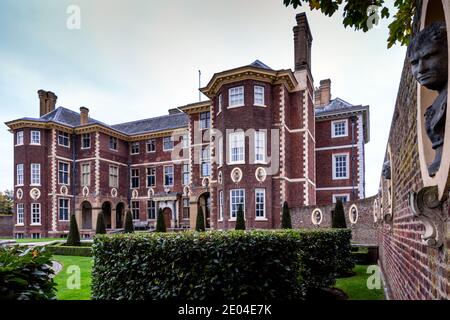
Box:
(163, 208), (172, 229)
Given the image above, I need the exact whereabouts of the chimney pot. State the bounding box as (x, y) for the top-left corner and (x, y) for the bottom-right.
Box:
(316, 79), (331, 107)
(80, 107), (90, 125)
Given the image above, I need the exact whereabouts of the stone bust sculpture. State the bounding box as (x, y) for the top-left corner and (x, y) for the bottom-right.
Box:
(409, 21), (448, 177)
(382, 160), (391, 180)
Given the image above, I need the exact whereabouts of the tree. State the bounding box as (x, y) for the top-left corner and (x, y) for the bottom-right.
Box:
(332, 200), (347, 228)
(235, 205), (246, 230)
(124, 210), (134, 233)
(283, 0), (417, 48)
(0, 191), (13, 215)
(281, 201), (292, 229)
(195, 206), (205, 232)
(95, 212), (107, 234)
(66, 214), (81, 246)
(156, 208), (166, 232)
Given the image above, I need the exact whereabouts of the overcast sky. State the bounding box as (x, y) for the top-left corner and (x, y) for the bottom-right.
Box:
(0, 0), (406, 197)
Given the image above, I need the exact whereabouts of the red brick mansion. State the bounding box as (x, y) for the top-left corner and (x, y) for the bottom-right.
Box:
(5, 14), (369, 238)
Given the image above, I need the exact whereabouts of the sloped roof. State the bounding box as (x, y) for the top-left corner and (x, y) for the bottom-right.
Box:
(315, 98), (365, 115)
(248, 60), (272, 70)
(111, 113), (188, 135)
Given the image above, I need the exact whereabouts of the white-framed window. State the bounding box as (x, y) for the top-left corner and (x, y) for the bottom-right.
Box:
(130, 142), (140, 155)
(255, 131), (266, 163)
(16, 164), (24, 186)
(147, 200), (156, 220)
(255, 188), (266, 219)
(31, 163), (41, 186)
(146, 167), (156, 187)
(16, 204), (24, 225)
(82, 133), (91, 149)
(131, 201), (140, 220)
(218, 136), (223, 167)
(58, 131), (70, 147)
(58, 161), (70, 185)
(146, 139), (156, 152)
(219, 191), (224, 221)
(131, 168), (140, 189)
(163, 137), (174, 151)
(229, 131), (245, 164)
(229, 86), (244, 107)
(333, 153), (349, 180)
(333, 194), (350, 204)
(164, 165), (174, 186)
(30, 130), (41, 145)
(81, 163), (90, 186)
(59, 198), (70, 221)
(109, 136), (118, 150)
(31, 203), (41, 225)
(332, 119), (348, 138)
(230, 189), (245, 220)
(182, 164), (190, 185)
(182, 134), (189, 149)
(16, 131), (24, 146)
(254, 85), (265, 106)
(182, 198), (190, 219)
(109, 165), (119, 188)
(32, 233), (41, 239)
(201, 146), (210, 177)
(200, 112), (210, 129)
(218, 93), (223, 113)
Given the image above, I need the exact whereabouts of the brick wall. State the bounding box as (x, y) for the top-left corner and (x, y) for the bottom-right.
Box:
(375, 0), (449, 300)
(291, 196), (377, 244)
(0, 215), (13, 237)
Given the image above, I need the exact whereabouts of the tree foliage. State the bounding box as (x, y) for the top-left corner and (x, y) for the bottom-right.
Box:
(124, 210), (134, 233)
(235, 205), (246, 230)
(281, 201), (292, 229)
(66, 214), (81, 246)
(156, 208), (167, 232)
(95, 212), (107, 235)
(195, 206), (205, 232)
(332, 200), (347, 228)
(0, 190), (13, 215)
(283, 0), (417, 48)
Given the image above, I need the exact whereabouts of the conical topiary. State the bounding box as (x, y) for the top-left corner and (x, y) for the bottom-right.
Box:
(332, 200), (347, 228)
(124, 210), (134, 233)
(235, 204), (246, 230)
(66, 214), (81, 246)
(281, 201), (292, 229)
(156, 208), (166, 232)
(195, 206), (205, 232)
(95, 211), (107, 234)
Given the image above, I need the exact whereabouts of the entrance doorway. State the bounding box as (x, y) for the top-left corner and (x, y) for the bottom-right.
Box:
(81, 201), (92, 230)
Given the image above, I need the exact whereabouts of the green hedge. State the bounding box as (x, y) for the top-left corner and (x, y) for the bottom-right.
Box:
(47, 242), (92, 257)
(0, 246), (56, 300)
(92, 229), (352, 300)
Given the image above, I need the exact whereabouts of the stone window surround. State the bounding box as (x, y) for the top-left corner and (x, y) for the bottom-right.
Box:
(331, 119), (348, 138)
(332, 152), (349, 180)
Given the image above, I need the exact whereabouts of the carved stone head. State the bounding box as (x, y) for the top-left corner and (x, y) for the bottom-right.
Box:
(409, 21), (448, 92)
(382, 160), (391, 180)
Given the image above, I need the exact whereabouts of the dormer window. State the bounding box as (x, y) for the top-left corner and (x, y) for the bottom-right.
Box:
(254, 85), (265, 106)
(229, 86), (244, 108)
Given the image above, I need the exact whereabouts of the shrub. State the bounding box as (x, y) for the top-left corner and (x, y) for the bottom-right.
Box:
(195, 206), (205, 232)
(333, 229), (355, 277)
(0, 246), (56, 300)
(156, 208), (166, 232)
(91, 229), (352, 300)
(235, 205), (245, 230)
(124, 210), (134, 234)
(96, 212), (107, 235)
(47, 242), (92, 257)
(332, 200), (347, 228)
(281, 201), (292, 229)
(66, 214), (81, 246)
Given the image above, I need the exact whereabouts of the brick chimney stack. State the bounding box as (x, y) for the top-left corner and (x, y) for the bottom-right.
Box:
(80, 107), (90, 125)
(293, 13), (313, 72)
(315, 79), (331, 107)
(38, 90), (57, 117)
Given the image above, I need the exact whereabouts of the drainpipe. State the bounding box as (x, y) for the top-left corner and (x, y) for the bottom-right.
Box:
(350, 116), (357, 200)
(72, 133), (77, 222)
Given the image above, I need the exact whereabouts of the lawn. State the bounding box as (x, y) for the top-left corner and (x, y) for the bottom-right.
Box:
(53, 255), (93, 300)
(335, 265), (385, 300)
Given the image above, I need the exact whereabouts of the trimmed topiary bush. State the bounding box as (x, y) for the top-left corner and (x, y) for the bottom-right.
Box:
(95, 212), (107, 235)
(124, 210), (134, 234)
(281, 201), (292, 229)
(195, 206), (205, 232)
(91, 229), (352, 300)
(156, 208), (166, 232)
(332, 200), (347, 228)
(47, 242), (92, 257)
(66, 214), (81, 246)
(0, 246), (56, 300)
(235, 205), (245, 230)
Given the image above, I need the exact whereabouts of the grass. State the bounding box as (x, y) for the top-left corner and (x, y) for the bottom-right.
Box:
(52, 255), (93, 300)
(335, 265), (385, 300)
(15, 238), (63, 243)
